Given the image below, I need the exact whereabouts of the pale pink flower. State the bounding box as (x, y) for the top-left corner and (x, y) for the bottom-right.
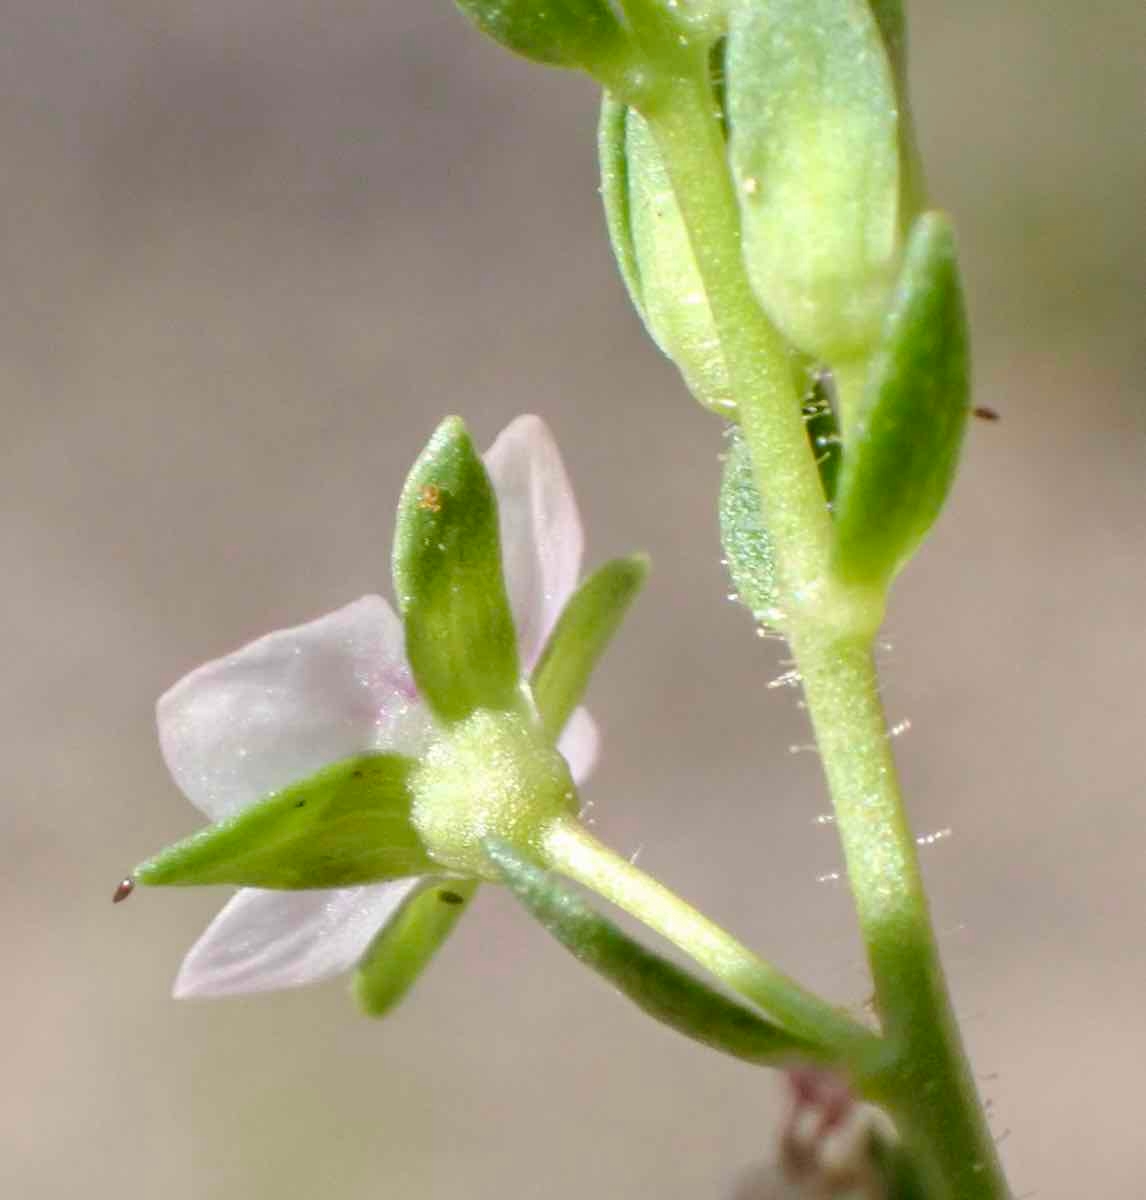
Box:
(158, 416), (597, 998)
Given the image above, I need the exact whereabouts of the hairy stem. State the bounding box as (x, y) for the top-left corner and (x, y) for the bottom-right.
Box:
(630, 40), (1012, 1200)
(642, 63), (836, 607)
(794, 633), (1009, 1197)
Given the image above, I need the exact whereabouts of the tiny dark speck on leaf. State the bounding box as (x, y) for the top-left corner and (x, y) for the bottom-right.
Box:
(351, 770), (364, 779)
(439, 890), (465, 905)
(112, 878), (135, 904)
(295, 801), (306, 808)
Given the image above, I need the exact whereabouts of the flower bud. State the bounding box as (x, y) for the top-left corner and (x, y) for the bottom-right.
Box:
(727, 0), (901, 362)
(600, 98), (735, 414)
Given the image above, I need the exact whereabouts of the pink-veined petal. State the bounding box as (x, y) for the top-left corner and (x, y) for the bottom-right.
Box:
(558, 706), (599, 785)
(158, 596), (433, 822)
(484, 415), (584, 669)
(173, 879), (428, 998)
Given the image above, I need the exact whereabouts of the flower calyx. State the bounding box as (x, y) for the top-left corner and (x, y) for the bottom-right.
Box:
(411, 708), (579, 880)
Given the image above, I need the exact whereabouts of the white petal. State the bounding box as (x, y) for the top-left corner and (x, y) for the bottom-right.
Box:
(484, 415), (584, 669)
(158, 596), (433, 822)
(558, 707), (599, 785)
(173, 880), (427, 998)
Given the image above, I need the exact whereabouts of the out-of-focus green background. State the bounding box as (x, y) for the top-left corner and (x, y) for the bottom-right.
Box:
(3, 2), (1141, 1196)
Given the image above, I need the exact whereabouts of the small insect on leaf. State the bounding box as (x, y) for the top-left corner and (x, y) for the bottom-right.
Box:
(418, 483), (442, 513)
(112, 877), (136, 904)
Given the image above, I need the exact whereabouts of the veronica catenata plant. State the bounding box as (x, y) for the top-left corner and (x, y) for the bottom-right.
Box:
(124, 2), (1016, 1196)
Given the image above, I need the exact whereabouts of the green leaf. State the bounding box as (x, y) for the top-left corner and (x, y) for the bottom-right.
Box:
(393, 417), (522, 723)
(136, 754), (434, 889)
(599, 94), (645, 321)
(486, 839), (818, 1066)
(531, 554), (648, 740)
(625, 106), (736, 414)
(727, 0), (900, 361)
(831, 213), (970, 586)
(455, 0), (629, 74)
(354, 878), (479, 1018)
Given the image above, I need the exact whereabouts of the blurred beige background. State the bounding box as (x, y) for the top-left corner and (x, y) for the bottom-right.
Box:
(2, 2), (1142, 1196)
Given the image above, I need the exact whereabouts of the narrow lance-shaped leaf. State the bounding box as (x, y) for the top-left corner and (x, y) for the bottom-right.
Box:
(354, 878), (479, 1018)
(485, 839), (822, 1067)
(393, 417), (523, 723)
(135, 754), (434, 889)
(455, 0), (630, 75)
(727, 0), (900, 361)
(831, 213), (970, 587)
(531, 554), (648, 741)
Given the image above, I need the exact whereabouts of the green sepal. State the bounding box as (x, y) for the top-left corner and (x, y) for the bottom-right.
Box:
(624, 106), (735, 414)
(531, 554), (648, 741)
(136, 754), (434, 889)
(599, 95), (645, 320)
(410, 709), (577, 880)
(831, 213), (970, 587)
(868, 0), (926, 225)
(455, 0), (629, 75)
(393, 417), (522, 724)
(720, 427), (780, 625)
(354, 878), (479, 1018)
(486, 839), (819, 1067)
(727, 0), (900, 361)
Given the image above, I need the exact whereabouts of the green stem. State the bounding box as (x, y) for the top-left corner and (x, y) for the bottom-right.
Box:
(794, 634), (1009, 1197)
(640, 64), (836, 607)
(631, 41), (1012, 1200)
(541, 816), (882, 1066)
